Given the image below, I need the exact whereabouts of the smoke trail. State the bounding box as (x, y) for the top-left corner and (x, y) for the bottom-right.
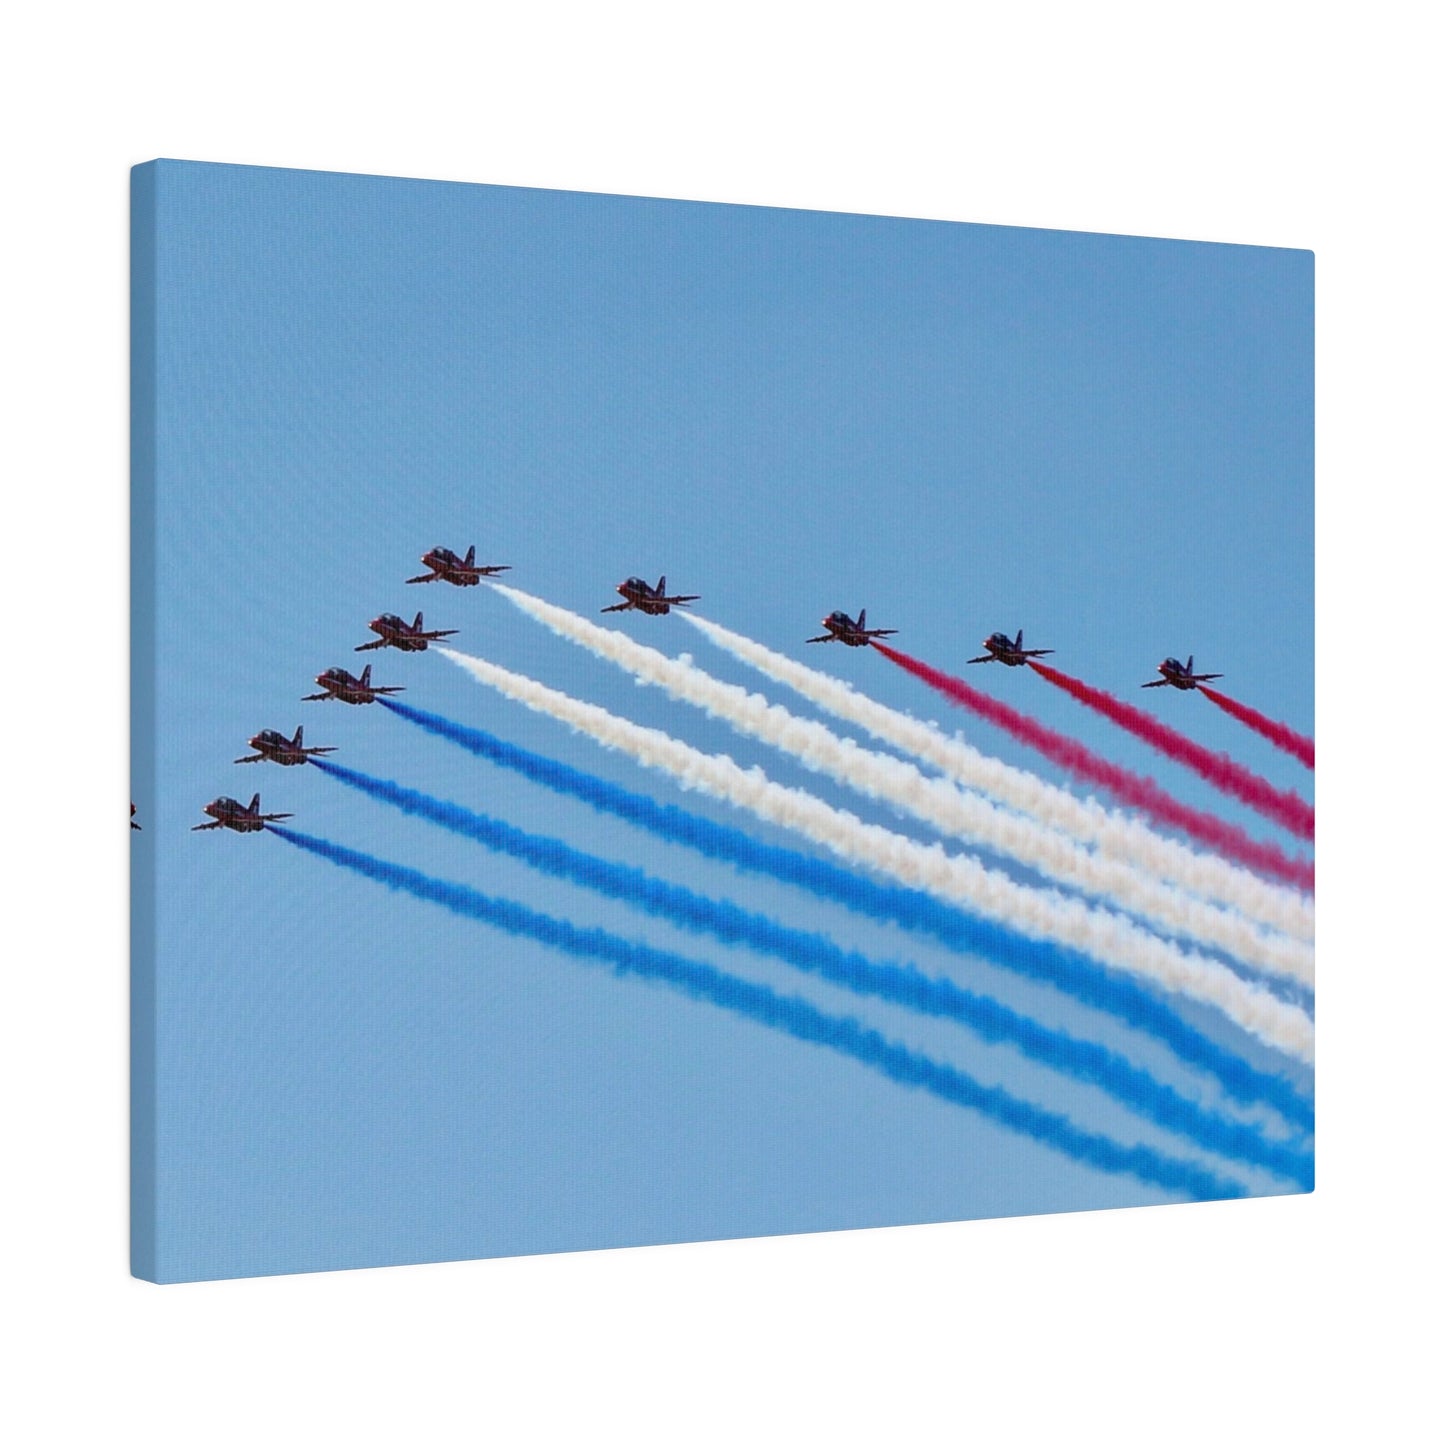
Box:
(311, 759), (1312, 1185)
(380, 699), (1312, 1129)
(872, 643), (1315, 889)
(497, 586), (1311, 984)
(1028, 662), (1314, 841)
(1199, 687), (1315, 770)
(682, 612), (1313, 942)
(268, 825), (1250, 1201)
(430, 650), (1313, 1062)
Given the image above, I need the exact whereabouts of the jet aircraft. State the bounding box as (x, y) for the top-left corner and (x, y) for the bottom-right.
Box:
(191, 793), (293, 833)
(235, 725), (337, 766)
(406, 545), (509, 587)
(1142, 655), (1223, 690)
(303, 664), (405, 705)
(806, 609), (898, 646)
(601, 575), (700, 616)
(355, 611), (458, 653)
(131, 804), (140, 830)
(967, 630), (1054, 666)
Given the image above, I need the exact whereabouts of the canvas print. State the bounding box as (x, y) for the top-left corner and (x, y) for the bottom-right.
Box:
(131, 160), (1313, 1284)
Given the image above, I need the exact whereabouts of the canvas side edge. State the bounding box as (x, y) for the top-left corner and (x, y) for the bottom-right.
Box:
(130, 161), (160, 1283)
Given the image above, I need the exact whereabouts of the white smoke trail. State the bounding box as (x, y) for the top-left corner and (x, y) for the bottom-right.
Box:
(494, 586), (1312, 988)
(438, 645), (1314, 1063)
(680, 611), (1314, 945)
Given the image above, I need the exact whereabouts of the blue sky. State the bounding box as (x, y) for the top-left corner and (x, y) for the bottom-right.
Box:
(133, 160), (1312, 1282)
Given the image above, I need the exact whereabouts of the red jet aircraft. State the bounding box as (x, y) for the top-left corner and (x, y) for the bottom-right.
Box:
(355, 611), (458, 653)
(806, 609), (898, 647)
(601, 575), (701, 616)
(1142, 655), (1224, 690)
(407, 545), (509, 587)
(303, 664), (405, 705)
(191, 793), (293, 833)
(967, 630), (1054, 667)
(235, 725), (337, 766)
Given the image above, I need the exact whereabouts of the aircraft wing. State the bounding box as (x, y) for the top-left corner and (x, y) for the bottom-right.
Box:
(301, 690), (332, 701)
(868, 629), (898, 639)
(373, 685), (406, 695)
(477, 565), (511, 576)
(664, 595), (701, 606)
(965, 654), (994, 664)
(259, 813), (294, 823)
(405, 572), (440, 584)
(1141, 679), (1169, 688)
(601, 602), (632, 613)
(354, 638), (389, 651)
(805, 633), (837, 644)
(191, 820), (224, 830)
(233, 753), (265, 764)
(1024, 649), (1054, 658)
(1196, 673), (1224, 683)
(424, 629), (459, 640)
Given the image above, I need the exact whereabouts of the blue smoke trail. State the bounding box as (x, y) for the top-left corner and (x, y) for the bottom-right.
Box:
(268, 825), (1246, 1202)
(314, 758), (1311, 1188)
(381, 698), (1313, 1134)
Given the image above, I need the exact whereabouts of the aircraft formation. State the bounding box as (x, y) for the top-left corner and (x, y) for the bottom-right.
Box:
(169, 542), (1232, 835)
(186, 543), (507, 833)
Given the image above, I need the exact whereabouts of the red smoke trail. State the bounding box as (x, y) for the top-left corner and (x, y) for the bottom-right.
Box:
(1199, 686), (1315, 769)
(871, 643), (1313, 891)
(1027, 662), (1313, 841)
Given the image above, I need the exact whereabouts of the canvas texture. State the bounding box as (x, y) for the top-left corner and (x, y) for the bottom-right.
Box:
(131, 159), (1314, 1283)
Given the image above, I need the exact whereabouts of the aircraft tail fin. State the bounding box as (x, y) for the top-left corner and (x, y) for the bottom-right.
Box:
(360, 664), (372, 686)
(414, 611), (424, 631)
(858, 608), (866, 630)
(465, 545), (475, 567)
(293, 725), (303, 747)
(1186, 654), (1194, 675)
(1016, 629), (1024, 650)
(249, 793), (260, 813)
(657, 575), (667, 595)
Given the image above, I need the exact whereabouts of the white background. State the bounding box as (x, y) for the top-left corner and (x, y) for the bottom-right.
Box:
(1, 3), (1437, 1439)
